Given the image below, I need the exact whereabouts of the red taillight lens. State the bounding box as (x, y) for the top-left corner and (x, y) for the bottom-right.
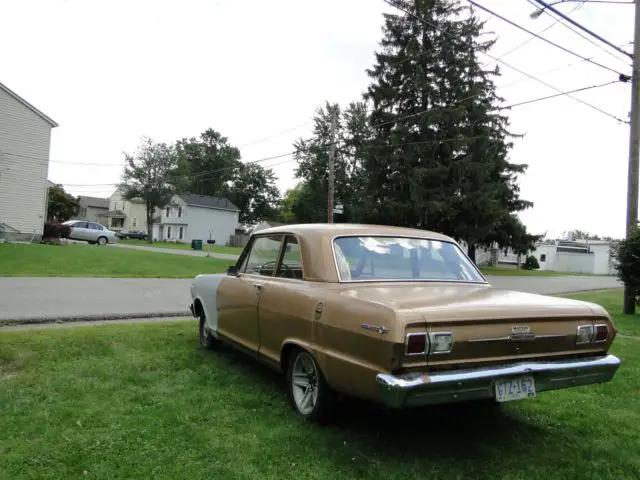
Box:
(406, 333), (427, 355)
(594, 324), (609, 342)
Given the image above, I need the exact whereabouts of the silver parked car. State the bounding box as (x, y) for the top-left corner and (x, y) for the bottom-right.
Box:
(62, 220), (118, 245)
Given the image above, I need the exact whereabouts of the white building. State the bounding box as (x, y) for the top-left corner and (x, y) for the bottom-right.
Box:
(0, 81), (58, 241)
(151, 194), (239, 245)
(486, 239), (616, 275)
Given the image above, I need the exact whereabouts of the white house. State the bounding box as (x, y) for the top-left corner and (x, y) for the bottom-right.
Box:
(152, 194), (239, 246)
(0, 81), (58, 241)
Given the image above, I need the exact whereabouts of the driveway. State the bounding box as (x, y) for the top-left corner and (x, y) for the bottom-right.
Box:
(0, 275), (621, 324)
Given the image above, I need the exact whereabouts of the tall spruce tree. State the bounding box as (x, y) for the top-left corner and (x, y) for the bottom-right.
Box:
(363, 0), (533, 261)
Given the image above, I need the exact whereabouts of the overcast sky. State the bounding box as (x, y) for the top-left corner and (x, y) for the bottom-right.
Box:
(1, 0), (634, 239)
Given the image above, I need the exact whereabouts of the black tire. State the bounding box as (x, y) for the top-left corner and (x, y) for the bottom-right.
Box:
(199, 313), (215, 350)
(286, 347), (336, 422)
(97, 236), (108, 246)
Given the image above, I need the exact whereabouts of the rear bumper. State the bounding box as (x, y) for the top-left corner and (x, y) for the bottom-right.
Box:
(376, 354), (621, 408)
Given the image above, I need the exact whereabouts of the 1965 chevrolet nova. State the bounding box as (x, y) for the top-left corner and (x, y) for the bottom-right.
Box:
(189, 223), (621, 420)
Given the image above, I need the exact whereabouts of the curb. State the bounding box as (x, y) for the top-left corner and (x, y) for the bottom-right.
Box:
(0, 310), (192, 327)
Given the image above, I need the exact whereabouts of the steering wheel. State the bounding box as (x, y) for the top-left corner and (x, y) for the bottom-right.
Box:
(257, 260), (292, 277)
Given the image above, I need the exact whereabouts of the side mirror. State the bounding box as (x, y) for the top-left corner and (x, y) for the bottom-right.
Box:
(227, 265), (238, 276)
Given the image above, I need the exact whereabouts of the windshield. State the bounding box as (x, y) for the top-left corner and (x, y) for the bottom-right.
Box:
(332, 236), (485, 283)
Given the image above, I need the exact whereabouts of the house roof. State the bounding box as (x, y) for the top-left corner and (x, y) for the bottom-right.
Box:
(0, 81), (59, 128)
(177, 194), (239, 212)
(78, 196), (109, 209)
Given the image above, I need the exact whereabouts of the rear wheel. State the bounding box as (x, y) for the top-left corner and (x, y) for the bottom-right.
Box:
(287, 348), (335, 421)
(97, 236), (108, 246)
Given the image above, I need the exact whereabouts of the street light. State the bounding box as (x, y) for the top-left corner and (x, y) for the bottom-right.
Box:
(530, 0), (634, 19)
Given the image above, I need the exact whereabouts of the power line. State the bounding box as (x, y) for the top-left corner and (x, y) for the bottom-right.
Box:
(530, 0), (634, 58)
(496, 1), (585, 59)
(527, 0), (632, 68)
(466, 0), (625, 76)
(382, 0), (628, 123)
(502, 79), (621, 108)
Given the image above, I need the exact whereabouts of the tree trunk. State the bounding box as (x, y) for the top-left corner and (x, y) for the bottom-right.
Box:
(467, 243), (476, 264)
(146, 204), (153, 244)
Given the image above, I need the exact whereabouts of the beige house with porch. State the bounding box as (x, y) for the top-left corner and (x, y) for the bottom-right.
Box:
(107, 188), (147, 232)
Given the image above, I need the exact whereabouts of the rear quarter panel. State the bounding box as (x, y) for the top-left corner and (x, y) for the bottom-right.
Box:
(314, 291), (401, 402)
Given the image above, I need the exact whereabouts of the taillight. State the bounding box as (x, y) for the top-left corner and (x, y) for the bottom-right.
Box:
(576, 325), (594, 344)
(576, 323), (609, 344)
(405, 333), (428, 355)
(428, 332), (454, 354)
(594, 324), (609, 343)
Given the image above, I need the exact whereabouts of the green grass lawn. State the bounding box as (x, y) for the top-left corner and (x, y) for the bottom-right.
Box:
(119, 239), (244, 256)
(1, 290), (638, 479)
(0, 243), (232, 278)
(479, 266), (605, 277)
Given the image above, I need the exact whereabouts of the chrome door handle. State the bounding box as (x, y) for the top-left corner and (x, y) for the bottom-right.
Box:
(253, 283), (263, 292)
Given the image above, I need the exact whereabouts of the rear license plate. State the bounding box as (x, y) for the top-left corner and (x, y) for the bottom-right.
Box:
(494, 376), (536, 402)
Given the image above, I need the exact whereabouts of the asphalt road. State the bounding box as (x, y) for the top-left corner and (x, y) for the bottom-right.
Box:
(0, 275), (622, 323)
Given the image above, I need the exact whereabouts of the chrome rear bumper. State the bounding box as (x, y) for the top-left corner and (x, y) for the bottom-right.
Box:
(376, 354), (621, 408)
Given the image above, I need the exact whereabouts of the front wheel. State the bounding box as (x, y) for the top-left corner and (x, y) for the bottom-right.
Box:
(287, 348), (335, 421)
(199, 314), (215, 350)
(97, 236), (108, 246)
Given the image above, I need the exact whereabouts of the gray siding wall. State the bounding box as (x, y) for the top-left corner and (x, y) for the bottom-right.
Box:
(0, 88), (52, 236)
(185, 206), (239, 245)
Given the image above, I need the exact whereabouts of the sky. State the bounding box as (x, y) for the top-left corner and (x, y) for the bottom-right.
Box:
(0, 0), (635, 239)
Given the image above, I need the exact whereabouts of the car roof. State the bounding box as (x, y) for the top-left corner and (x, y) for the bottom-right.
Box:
(250, 223), (458, 282)
(254, 223), (454, 242)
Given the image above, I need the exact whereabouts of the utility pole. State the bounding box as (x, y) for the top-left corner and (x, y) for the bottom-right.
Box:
(327, 111), (336, 224)
(623, 0), (640, 314)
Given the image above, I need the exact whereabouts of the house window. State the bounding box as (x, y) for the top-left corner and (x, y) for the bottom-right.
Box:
(179, 227), (184, 240)
(166, 207), (170, 218)
(178, 207), (183, 218)
(79, 207), (87, 217)
(540, 254), (546, 262)
(132, 217), (138, 228)
(167, 226), (172, 239)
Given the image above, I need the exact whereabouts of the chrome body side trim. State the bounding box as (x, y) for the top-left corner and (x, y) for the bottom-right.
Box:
(376, 354), (621, 408)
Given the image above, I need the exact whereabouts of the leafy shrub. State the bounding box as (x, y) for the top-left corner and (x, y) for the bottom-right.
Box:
(43, 221), (71, 240)
(612, 224), (640, 306)
(522, 255), (540, 271)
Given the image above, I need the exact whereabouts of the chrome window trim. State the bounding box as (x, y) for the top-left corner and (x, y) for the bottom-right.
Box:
(330, 233), (488, 284)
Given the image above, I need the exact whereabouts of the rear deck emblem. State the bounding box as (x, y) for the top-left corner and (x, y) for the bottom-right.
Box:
(361, 323), (389, 334)
(510, 325), (535, 341)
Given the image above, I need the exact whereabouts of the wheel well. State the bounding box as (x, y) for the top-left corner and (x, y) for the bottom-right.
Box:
(280, 343), (299, 373)
(193, 299), (204, 317)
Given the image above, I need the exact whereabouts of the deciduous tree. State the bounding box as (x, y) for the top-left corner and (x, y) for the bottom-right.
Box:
(119, 136), (178, 243)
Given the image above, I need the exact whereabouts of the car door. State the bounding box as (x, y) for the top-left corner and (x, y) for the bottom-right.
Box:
(256, 234), (312, 366)
(70, 221), (89, 240)
(216, 234), (284, 354)
(87, 222), (103, 242)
